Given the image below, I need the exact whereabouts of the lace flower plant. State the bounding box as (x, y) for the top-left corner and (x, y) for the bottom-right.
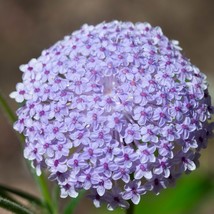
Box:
(10, 21), (213, 210)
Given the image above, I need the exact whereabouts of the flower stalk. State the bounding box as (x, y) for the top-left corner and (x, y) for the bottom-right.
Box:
(0, 90), (17, 123)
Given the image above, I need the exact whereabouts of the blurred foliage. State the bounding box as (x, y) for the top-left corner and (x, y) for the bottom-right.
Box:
(135, 172), (214, 214)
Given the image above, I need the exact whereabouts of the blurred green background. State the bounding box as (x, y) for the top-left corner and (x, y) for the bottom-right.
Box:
(0, 0), (214, 213)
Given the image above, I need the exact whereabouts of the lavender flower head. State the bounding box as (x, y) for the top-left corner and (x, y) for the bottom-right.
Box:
(10, 21), (213, 210)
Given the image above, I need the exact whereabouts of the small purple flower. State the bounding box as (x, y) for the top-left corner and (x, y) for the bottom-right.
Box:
(134, 163), (152, 180)
(100, 95), (116, 112)
(88, 94), (102, 108)
(176, 117), (196, 139)
(123, 181), (146, 204)
(60, 183), (79, 198)
(46, 156), (68, 173)
(96, 157), (118, 177)
(180, 138), (198, 153)
(78, 167), (100, 190)
(178, 62), (193, 82)
(71, 95), (87, 111)
(10, 83), (31, 103)
(174, 151), (196, 172)
(52, 140), (72, 158)
(112, 166), (131, 183)
(49, 103), (69, 121)
(80, 142), (103, 165)
(41, 141), (54, 158)
(70, 129), (90, 147)
(67, 153), (88, 175)
(133, 106), (153, 125)
(103, 140), (121, 160)
(95, 178), (112, 196)
(158, 140), (174, 158)
(24, 141), (44, 162)
(70, 74), (88, 95)
(155, 70), (174, 87)
(153, 157), (171, 178)
(146, 177), (168, 195)
(123, 124), (141, 144)
(107, 112), (124, 132)
(162, 125), (179, 141)
(86, 109), (104, 128)
(137, 144), (156, 163)
(141, 125), (159, 143)
(134, 88), (152, 105)
(13, 116), (26, 133)
(47, 122), (66, 141)
(33, 104), (50, 122)
(115, 147), (138, 168)
(153, 107), (172, 127)
(106, 188), (130, 210)
(169, 101), (187, 121)
(91, 128), (112, 146)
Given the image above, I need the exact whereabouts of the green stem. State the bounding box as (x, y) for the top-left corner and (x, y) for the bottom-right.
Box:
(126, 202), (134, 214)
(0, 91), (17, 123)
(34, 174), (56, 214)
(0, 191), (19, 204)
(0, 92), (57, 214)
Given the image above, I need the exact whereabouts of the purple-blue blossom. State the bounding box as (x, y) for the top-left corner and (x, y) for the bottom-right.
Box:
(10, 21), (213, 210)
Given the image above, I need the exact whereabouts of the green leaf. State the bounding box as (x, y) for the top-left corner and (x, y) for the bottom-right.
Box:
(52, 185), (60, 213)
(0, 190), (19, 204)
(0, 196), (34, 214)
(0, 184), (44, 207)
(135, 173), (213, 214)
(63, 190), (85, 214)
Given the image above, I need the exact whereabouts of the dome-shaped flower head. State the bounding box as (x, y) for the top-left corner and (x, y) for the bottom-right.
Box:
(10, 21), (213, 210)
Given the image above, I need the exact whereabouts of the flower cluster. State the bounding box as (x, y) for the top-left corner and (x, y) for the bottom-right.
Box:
(10, 21), (213, 210)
